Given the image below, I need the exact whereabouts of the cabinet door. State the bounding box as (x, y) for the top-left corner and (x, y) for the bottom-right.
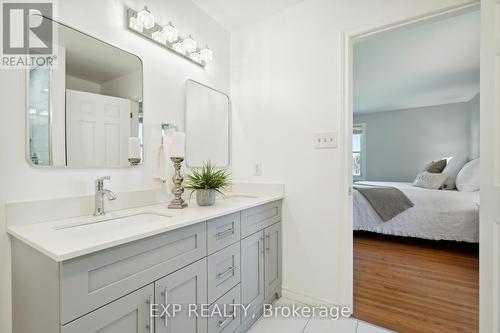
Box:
(62, 284), (153, 333)
(155, 259), (208, 333)
(240, 231), (264, 326)
(264, 222), (282, 303)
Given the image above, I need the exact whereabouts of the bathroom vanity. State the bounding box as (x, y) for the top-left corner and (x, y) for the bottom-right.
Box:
(8, 196), (282, 333)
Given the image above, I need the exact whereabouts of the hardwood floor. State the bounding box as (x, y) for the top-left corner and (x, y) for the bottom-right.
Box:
(353, 231), (479, 333)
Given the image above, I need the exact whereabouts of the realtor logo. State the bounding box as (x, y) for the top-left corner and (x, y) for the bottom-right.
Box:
(1, 1), (56, 68)
(2, 2), (53, 54)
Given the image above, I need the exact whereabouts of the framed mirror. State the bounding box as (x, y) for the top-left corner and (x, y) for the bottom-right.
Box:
(185, 80), (230, 168)
(27, 18), (143, 168)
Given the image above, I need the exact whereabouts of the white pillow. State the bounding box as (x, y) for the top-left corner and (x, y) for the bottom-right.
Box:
(456, 159), (480, 192)
(413, 171), (448, 190)
(441, 156), (468, 190)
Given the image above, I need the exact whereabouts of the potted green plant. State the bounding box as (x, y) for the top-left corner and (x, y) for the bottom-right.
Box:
(184, 161), (230, 206)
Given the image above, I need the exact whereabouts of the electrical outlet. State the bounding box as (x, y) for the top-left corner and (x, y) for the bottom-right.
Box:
(315, 132), (338, 149)
(254, 163), (262, 176)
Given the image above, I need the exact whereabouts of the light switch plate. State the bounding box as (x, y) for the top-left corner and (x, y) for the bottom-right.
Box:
(315, 132), (338, 149)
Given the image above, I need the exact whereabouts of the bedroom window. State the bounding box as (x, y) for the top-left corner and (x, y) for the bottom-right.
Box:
(353, 124), (366, 180)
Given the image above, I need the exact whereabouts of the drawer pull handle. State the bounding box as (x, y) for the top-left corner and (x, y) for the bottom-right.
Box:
(146, 295), (154, 331)
(217, 265), (237, 279)
(216, 227), (235, 239)
(217, 311), (235, 328)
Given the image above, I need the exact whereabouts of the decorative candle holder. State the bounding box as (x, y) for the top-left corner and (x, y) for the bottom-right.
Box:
(168, 157), (188, 209)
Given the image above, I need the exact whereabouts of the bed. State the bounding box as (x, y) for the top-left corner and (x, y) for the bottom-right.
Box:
(353, 181), (479, 243)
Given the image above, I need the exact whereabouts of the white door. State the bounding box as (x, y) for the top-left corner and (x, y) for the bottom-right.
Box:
(66, 89), (131, 167)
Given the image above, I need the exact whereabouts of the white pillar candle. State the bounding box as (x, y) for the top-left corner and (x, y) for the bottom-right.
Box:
(169, 132), (185, 158)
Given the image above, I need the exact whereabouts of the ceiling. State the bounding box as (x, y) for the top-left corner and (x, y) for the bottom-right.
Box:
(354, 10), (480, 114)
(191, 0), (303, 30)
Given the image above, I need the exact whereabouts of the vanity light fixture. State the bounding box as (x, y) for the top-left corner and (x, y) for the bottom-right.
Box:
(137, 6), (155, 30)
(151, 28), (165, 44)
(126, 8), (212, 67)
(182, 35), (197, 53)
(129, 16), (143, 33)
(190, 52), (202, 64)
(162, 22), (178, 43)
(173, 42), (186, 54)
(200, 47), (213, 64)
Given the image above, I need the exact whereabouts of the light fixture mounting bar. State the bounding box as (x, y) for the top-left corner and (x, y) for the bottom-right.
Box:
(126, 8), (205, 67)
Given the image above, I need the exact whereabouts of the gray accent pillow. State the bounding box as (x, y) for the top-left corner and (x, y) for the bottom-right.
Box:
(426, 159), (447, 173)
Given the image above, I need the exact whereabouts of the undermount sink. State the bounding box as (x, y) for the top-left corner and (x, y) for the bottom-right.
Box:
(53, 212), (172, 230)
(222, 194), (259, 199)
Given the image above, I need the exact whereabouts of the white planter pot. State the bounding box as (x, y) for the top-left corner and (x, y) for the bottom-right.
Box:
(196, 189), (217, 206)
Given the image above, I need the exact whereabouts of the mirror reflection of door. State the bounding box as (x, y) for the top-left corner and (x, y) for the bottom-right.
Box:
(66, 90), (131, 167)
(26, 18), (143, 168)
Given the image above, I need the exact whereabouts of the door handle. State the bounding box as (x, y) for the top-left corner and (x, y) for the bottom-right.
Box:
(265, 234), (271, 252)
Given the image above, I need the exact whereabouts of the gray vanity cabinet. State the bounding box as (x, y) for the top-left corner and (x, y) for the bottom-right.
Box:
(154, 259), (208, 333)
(11, 200), (282, 333)
(264, 222), (282, 303)
(240, 231), (265, 328)
(61, 284), (153, 333)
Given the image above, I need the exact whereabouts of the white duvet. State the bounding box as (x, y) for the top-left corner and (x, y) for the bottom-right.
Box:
(353, 181), (479, 243)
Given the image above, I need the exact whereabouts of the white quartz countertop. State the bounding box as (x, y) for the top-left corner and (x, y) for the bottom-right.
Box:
(7, 193), (284, 262)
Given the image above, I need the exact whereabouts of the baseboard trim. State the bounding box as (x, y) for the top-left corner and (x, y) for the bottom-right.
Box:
(281, 287), (338, 307)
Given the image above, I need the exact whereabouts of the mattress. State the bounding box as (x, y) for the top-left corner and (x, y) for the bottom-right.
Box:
(353, 181), (480, 242)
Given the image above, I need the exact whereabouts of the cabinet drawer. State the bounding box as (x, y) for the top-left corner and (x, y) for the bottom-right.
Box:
(61, 222), (207, 324)
(62, 284), (153, 333)
(207, 242), (241, 304)
(241, 201), (281, 238)
(208, 284), (241, 333)
(207, 212), (240, 255)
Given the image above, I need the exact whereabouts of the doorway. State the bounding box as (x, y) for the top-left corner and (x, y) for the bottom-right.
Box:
(340, 3), (481, 332)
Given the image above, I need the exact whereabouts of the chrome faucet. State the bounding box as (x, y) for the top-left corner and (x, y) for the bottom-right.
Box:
(94, 176), (117, 216)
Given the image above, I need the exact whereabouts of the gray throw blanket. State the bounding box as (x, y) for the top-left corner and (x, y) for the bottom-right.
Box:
(354, 184), (414, 222)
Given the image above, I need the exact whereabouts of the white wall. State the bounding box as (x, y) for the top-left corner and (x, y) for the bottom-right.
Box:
(0, 1), (230, 332)
(231, 0), (471, 307)
(353, 102), (473, 182)
(66, 75), (102, 94)
(468, 93), (480, 159)
(101, 70), (143, 101)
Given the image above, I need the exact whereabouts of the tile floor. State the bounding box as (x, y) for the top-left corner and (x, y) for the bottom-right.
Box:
(248, 298), (395, 333)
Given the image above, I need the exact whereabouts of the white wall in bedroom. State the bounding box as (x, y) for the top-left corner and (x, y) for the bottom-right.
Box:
(468, 93), (480, 159)
(353, 100), (478, 182)
(0, 1), (230, 332)
(230, 0), (473, 308)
